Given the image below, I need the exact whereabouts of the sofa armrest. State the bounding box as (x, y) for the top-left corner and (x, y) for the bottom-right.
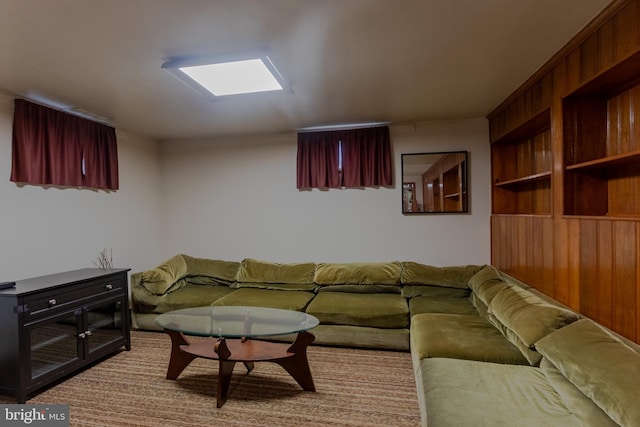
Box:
(130, 271), (143, 291)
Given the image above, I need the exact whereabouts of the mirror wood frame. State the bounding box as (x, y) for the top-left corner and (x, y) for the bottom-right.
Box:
(401, 151), (468, 214)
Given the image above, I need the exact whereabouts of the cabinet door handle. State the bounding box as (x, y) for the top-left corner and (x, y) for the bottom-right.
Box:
(78, 332), (86, 339)
(105, 284), (113, 290)
(85, 330), (92, 336)
(48, 299), (57, 306)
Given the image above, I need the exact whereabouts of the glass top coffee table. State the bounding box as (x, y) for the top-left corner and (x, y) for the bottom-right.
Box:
(156, 306), (319, 407)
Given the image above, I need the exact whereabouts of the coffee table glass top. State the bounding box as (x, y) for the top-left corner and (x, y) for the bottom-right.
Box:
(155, 306), (319, 338)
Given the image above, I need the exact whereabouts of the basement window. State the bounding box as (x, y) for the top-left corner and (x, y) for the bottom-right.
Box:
(296, 126), (392, 189)
(11, 99), (119, 190)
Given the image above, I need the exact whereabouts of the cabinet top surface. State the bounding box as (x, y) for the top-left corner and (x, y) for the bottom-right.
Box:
(0, 268), (130, 297)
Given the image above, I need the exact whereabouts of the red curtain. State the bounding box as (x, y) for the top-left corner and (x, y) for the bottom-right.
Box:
(340, 126), (392, 187)
(11, 99), (118, 190)
(296, 131), (341, 189)
(81, 120), (119, 190)
(296, 125), (392, 189)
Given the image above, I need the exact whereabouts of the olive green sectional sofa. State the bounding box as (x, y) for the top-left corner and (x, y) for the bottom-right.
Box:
(411, 265), (640, 427)
(131, 255), (469, 350)
(131, 255), (640, 426)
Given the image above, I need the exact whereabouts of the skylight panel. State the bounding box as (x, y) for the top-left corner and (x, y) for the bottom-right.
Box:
(180, 59), (283, 96)
(162, 53), (288, 99)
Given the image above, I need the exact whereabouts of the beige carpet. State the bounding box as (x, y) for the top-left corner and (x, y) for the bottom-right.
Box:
(0, 331), (421, 426)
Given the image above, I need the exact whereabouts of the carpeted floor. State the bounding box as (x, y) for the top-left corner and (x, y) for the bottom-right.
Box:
(0, 331), (421, 426)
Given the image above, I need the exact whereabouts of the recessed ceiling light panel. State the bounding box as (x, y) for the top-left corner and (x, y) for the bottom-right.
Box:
(162, 52), (288, 99)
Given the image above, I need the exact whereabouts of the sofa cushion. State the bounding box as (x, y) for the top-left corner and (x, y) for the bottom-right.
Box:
(306, 292), (408, 328)
(313, 325), (410, 350)
(419, 358), (582, 427)
(539, 358), (618, 427)
(212, 288), (314, 312)
(468, 265), (509, 308)
(140, 254), (188, 295)
(486, 312), (543, 366)
(409, 297), (478, 316)
(487, 285), (579, 365)
(536, 319), (640, 427)
(154, 284), (235, 313)
(410, 313), (529, 365)
(401, 262), (481, 289)
(235, 258), (317, 291)
(401, 285), (470, 299)
(313, 262), (402, 286)
(183, 255), (240, 285)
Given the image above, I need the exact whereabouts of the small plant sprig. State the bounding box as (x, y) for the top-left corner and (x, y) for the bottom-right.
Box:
(93, 248), (113, 269)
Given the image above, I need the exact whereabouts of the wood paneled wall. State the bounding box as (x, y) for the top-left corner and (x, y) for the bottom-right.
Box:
(489, 0), (640, 343)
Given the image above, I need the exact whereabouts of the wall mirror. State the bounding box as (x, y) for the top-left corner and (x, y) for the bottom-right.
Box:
(401, 151), (468, 214)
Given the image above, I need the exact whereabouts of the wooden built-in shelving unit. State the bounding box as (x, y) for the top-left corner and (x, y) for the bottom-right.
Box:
(563, 50), (640, 217)
(488, 0), (640, 343)
(491, 108), (552, 215)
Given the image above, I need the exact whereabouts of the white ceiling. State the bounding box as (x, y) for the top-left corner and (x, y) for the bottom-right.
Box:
(0, 0), (611, 142)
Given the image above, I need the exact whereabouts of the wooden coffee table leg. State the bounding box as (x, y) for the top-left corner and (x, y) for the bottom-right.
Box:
(276, 331), (316, 391)
(214, 338), (236, 408)
(164, 329), (197, 380)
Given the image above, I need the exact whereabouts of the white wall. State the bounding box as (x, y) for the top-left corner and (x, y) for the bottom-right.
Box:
(0, 100), (490, 282)
(0, 95), (164, 280)
(160, 118), (491, 266)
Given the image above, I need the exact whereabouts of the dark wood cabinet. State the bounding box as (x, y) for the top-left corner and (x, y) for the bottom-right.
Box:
(0, 268), (130, 403)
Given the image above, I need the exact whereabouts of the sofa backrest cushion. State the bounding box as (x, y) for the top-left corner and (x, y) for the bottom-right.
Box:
(314, 262), (402, 287)
(536, 319), (640, 427)
(140, 254), (188, 295)
(182, 255), (240, 286)
(487, 284), (579, 365)
(486, 313), (544, 366)
(236, 258), (317, 291)
(468, 265), (508, 306)
(400, 263), (481, 289)
(467, 265), (509, 317)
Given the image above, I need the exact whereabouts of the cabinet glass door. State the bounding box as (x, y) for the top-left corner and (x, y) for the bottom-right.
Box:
(84, 298), (127, 356)
(28, 311), (82, 380)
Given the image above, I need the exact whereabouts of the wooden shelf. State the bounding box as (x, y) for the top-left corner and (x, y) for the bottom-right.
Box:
(570, 50), (640, 98)
(491, 119), (551, 215)
(565, 150), (640, 171)
(491, 108), (551, 145)
(444, 192), (460, 199)
(563, 49), (640, 217)
(563, 214), (640, 221)
(494, 171), (551, 188)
